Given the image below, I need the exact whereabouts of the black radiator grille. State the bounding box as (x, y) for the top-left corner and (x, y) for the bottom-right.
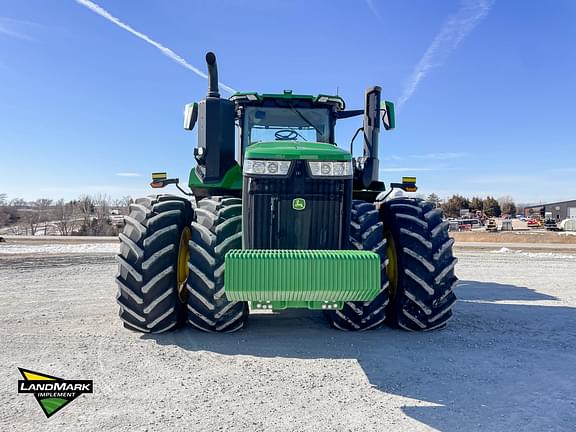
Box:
(242, 161), (352, 250)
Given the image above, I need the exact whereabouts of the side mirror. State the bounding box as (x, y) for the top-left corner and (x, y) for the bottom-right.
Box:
(361, 86), (382, 188)
(381, 101), (395, 130)
(183, 102), (198, 131)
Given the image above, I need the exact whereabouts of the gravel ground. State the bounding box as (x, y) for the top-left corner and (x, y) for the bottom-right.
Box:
(0, 248), (575, 431)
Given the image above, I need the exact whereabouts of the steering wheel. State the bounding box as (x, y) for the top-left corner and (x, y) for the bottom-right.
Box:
(274, 129), (299, 141)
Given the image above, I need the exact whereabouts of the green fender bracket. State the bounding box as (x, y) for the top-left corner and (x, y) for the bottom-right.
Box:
(224, 250), (381, 310)
(188, 164), (242, 190)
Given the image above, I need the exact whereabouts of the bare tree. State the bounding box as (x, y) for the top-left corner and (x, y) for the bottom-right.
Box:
(19, 206), (39, 235)
(0, 194), (10, 227)
(92, 194), (112, 235)
(0, 210), (8, 227)
(426, 193), (441, 208)
(35, 198), (53, 235)
(498, 196), (517, 216)
(16, 199), (52, 236)
(76, 194), (115, 236)
(2, 197), (27, 233)
(112, 195), (133, 215)
(121, 195), (133, 208)
(111, 198), (122, 210)
(0, 207), (18, 228)
(77, 195), (94, 234)
(54, 199), (79, 236)
(10, 198), (26, 207)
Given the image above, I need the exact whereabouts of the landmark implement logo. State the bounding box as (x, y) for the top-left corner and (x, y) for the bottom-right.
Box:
(17, 368), (93, 418)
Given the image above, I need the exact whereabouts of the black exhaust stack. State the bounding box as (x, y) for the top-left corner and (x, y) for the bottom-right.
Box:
(194, 52), (236, 183)
(205, 52), (220, 98)
(361, 86), (381, 189)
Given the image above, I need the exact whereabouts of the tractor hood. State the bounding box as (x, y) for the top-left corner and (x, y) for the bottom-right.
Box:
(244, 141), (351, 161)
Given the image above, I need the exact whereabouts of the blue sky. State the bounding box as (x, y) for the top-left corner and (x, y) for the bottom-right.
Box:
(0, 0), (575, 204)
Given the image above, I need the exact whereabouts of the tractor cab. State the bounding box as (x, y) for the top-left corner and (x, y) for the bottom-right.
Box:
(231, 91), (344, 154)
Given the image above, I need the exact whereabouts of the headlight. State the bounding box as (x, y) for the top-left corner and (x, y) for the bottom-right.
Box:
(243, 159), (291, 176)
(308, 161), (352, 177)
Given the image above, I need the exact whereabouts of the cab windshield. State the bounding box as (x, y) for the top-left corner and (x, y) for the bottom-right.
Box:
(243, 106), (331, 147)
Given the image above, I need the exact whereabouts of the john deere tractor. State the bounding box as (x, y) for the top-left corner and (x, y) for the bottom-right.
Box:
(116, 52), (457, 333)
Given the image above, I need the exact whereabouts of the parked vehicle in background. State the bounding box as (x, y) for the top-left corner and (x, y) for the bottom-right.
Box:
(448, 220), (460, 232)
(486, 219), (498, 232)
(458, 218), (483, 230)
(544, 212), (560, 231)
(560, 218), (576, 231)
(527, 218), (542, 228)
(109, 209), (125, 227)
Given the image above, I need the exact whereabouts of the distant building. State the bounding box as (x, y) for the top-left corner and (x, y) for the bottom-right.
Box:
(524, 200), (576, 221)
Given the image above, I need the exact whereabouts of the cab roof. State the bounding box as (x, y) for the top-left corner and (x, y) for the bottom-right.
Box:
(230, 90), (346, 110)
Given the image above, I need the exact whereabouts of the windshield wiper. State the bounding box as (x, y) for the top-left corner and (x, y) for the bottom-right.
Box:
(288, 104), (323, 138)
(293, 130), (309, 141)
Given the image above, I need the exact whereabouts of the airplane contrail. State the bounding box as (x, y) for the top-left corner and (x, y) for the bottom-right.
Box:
(75, 0), (237, 94)
(364, 0), (384, 23)
(398, 0), (493, 109)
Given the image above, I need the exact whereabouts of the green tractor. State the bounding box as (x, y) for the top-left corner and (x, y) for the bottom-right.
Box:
(116, 52), (457, 333)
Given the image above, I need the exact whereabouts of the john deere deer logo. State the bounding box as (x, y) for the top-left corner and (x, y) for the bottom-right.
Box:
(292, 198), (306, 211)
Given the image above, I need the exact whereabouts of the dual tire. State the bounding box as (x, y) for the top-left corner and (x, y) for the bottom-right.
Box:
(324, 198), (457, 331)
(117, 195), (456, 333)
(116, 195), (248, 333)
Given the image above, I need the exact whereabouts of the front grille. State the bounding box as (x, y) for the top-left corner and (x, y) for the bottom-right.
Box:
(243, 160), (352, 250)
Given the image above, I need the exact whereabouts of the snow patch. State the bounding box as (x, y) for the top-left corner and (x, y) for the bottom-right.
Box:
(519, 251), (576, 260)
(493, 247), (512, 254)
(490, 246), (576, 259)
(0, 243), (119, 255)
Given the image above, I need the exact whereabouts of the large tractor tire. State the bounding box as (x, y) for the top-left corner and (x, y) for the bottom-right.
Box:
(324, 200), (391, 331)
(186, 196), (249, 332)
(116, 195), (193, 333)
(381, 198), (457, 331)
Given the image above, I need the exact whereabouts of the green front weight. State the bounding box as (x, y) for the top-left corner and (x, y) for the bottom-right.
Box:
(224, 250), (381, 309)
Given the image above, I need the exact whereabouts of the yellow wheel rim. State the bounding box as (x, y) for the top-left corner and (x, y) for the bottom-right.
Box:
(177, 226), (191, 302)
(385, 230), (399, 300)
